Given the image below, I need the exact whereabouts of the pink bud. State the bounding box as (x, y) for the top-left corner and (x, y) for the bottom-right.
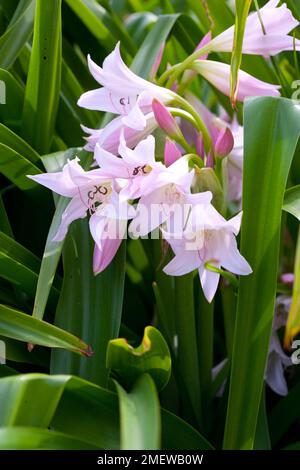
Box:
(152, 98), (183, 140)
(214, 127), (234, 158)
(149, 43), (165, 81)
(195, 31), (212, 61)
(281, 273), (294, 285)
(196, 133), (205, 159)
(164, 139), (182, 167)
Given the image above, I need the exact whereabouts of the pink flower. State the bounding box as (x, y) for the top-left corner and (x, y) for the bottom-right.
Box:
(207, 0), (300, 56)
(192, 60), (280, 102)
(78, 42), (173, 131)
(94, 133), (163, 201)
(81, 112), (157, 154)
(164, 139), (182, 167)
(28, 158), (135, 271)
(163, 207), (252, 302)
(129, 157), (212, 237)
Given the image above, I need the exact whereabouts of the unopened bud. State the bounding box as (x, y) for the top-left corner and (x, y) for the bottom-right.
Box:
(214, 126), (234, 158)
(152, 99), (183, 141)
(164, 139), (182, 167)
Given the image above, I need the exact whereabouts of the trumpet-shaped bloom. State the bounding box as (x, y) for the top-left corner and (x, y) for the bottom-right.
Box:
(129, 157), (212, 237)
(207, 0), (300, 56)
(95, 133), (163, 201)
(78, 42), (173, 131)
(192, 60), (280, 102)
(163, 206), (252, 302)
(28, 159), (135, 265)
(81, 112), (158, 154)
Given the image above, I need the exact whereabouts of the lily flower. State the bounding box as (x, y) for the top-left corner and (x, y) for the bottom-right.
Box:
(163, 206), (252, 302)
(28, 158), (135, 271)
(81, 112), (158, 154)
(78, 42), (173, 131)
(129, 157), (212, 238)
(94, 133), (163, 201)
(206, 0), (300, 56)
(192, 60), (280, 102)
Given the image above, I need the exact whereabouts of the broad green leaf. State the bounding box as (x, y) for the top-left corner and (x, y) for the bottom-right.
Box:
(131, 14), (203, 79)
(0, 428), (97, 450)
(174, 274), (202, 427)
(0, 373), (211, 450)
(50, 220), (126, 386)
(0, 68), (24, 130)
(0, 0), (35, 69)
(0, 304), (92, 356)
(0, 123), (40, 165)
(114, 374), (161, 450)
(22, 0), (62, 153)
(223, 97), (300, 450)
(0, 196), (13, 237)
(31, 148), (81, 322)
(0, 231), (60, 306)
(107, 326), (171, 391)
(283, 185), (300, 220)
(230, 0), (252, 106)
(0, 143), (41, 190)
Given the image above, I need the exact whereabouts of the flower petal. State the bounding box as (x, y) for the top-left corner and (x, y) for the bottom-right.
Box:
(53, 196), (87, 241)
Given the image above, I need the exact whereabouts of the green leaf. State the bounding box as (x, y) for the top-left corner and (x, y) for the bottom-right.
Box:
(51, 220), (126, 386)
(31, 148), (80, 321)
(0, 231), (60, 306)
(0, 123), (40, 164)
(283, 185), (300, 220)
(284, 228), (300, 348)
(107, 326), (171, 391)
(0, 0), (35, 69)
(64, 0), (117, 52)
(131, 14), (203, 79)
(22, 0), (62, 153)
(0, 427), (97, 450)
(0, 373), (211, 450)
(0, 143), (41, 190)
(114, 374), (161, 450)
(223, 97), (300, 450)
(230, 0), (252, 106)
(0, 304), (92, 356)
(0, 68), (24, 130)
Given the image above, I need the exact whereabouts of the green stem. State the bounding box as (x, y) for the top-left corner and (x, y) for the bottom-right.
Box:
(170, 92), (212, 152)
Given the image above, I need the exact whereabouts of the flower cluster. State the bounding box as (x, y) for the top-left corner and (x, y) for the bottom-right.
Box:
(29, 0), (299, 303)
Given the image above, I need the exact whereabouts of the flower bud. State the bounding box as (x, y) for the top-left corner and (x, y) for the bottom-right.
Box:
(196, 133), (205, 159)
(164, 139), (182, 167)
(215, 126), (234, 158)
(152, 99), (183, 141)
